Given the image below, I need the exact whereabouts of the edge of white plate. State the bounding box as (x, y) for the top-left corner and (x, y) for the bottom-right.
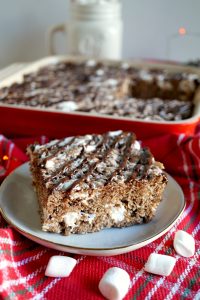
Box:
(0, 164), (185, 256)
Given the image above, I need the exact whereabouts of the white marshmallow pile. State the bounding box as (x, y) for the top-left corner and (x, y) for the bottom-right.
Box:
(98, 267), (130, 300)
(144, 253), (176, 276)
(173, 230), (195, 257)
(45, 255), (77, 277)
(144, 230), (195, 277)
(44, 230), (195, 299)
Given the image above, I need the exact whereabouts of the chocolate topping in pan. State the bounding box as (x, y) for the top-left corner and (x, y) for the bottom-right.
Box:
(0, 61), (198, 121)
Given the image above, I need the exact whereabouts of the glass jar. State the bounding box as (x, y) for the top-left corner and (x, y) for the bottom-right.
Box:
(48, 0), (123, 59)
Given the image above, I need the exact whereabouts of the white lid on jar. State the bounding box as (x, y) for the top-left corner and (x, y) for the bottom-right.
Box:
(70, 0), (122, 20)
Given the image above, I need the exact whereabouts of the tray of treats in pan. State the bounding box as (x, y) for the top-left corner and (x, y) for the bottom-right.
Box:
(0, 55), (200, 139)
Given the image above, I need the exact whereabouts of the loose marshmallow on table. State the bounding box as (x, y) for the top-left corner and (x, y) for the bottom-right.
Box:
(144, 253), (176, 276)
(99, 267), (130, 300)
(173, 230), (195, 257)
(45, 255), (77, 277)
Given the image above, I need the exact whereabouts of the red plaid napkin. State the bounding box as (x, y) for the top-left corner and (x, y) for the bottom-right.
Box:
(0, 132), (199, 300)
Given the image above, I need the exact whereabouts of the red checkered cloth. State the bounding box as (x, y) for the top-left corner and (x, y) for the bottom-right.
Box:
(0, 131), (199, 300)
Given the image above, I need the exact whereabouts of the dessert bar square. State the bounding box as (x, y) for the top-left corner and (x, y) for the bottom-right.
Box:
(27, 130), (167, 235)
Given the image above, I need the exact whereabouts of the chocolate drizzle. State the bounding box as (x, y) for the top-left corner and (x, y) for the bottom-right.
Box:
(30, 131), (163, 194)
(54, 132), (123, 191)
(43, 137), (76, 164)
(104, 132), (135, 184)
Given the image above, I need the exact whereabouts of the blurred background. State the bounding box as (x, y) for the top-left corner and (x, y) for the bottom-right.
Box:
(0, 0), (200, 68)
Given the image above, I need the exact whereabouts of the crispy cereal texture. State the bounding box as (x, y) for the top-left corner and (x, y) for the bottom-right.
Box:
(27, 131), (167, 235)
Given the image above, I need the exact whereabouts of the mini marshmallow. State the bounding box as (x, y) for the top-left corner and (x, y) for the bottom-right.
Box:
(45, 255), (77, 277)
(173, 230), (195, 257)
(57, 101), (78, 112)
(144, 253), (176, 276)
(98, 267), (130, 300)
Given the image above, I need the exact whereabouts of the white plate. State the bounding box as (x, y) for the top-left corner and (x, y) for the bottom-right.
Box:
(0, 163), (185, 256)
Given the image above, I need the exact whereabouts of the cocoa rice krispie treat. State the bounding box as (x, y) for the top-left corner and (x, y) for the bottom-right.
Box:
(27, 130), (167, 235)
